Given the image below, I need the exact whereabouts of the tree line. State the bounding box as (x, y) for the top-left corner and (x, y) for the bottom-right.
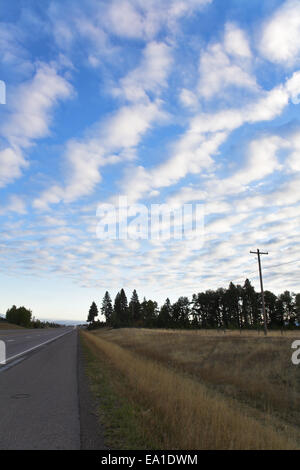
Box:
(87, 280), (300, 330)
(6, 305), (61, 328)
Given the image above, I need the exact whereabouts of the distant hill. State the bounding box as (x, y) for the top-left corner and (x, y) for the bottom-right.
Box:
(38, 318), (84, 326)
(0, 313), (85, 327)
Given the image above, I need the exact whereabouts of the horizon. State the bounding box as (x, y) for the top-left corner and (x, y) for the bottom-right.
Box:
(1, 0), (300, 321)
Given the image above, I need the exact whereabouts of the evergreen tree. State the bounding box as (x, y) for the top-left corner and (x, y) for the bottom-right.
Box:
(275, 297), (285, 330)
(206, 290), (221, 328)
(87, 301), (98, 324)
(171, 297), (190, 328)
(226, 282), (242, 328)
(6, 305), (32, 327)
(279, 291), (296, 327)
(191, 292), (207, 328)
(264, 291), (277, 328)
(101, 291), (113, 325)
(157, 298), (172, 328)
(89, 282), (300, 331)
(216, 288), (228, 329)
(129, 289), (141, 325)
(242, 279), (260, 328)
(141, 298), (158, 327)
(113, 289), (129, 326)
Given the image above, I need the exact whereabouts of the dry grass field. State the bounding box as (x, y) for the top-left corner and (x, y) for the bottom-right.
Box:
(81, 328), (300, 450)
(0, 322), (25, 330)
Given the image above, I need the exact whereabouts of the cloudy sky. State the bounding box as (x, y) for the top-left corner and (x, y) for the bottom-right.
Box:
(1, 0), (300, 321)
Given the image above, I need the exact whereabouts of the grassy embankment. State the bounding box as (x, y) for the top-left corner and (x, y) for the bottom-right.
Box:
(80, 328), (300, 450)
(0, 321), (25, 330)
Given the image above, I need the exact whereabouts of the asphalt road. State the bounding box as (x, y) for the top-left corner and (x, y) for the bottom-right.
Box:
(0, 328), (105, 450)
(0, 327), (74, 364)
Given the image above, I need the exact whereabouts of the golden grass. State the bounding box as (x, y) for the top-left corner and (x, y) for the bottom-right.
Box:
(0, 322), (25, 330)
(82, 328), (300, 450)
(90, 328), (300, 419)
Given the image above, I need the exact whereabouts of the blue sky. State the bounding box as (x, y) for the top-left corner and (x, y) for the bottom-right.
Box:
(1, 0), (300, 321)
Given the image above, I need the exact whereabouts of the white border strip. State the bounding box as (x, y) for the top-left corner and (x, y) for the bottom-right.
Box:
(5, 329), (74, 363)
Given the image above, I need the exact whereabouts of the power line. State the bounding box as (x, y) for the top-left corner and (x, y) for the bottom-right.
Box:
(226, 257), (300, 284)
(205, 256), (300, 288)
(263, 258), (300, 270)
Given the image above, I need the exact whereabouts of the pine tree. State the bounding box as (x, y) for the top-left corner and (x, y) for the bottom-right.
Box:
(157, 298), (172, 328)
(87, 301), (98, 324)
(113, 289), (129, 326)
(141, 299), (158, 327)
(264, 291), (277, 328)
(279, 291), (296, 327)
(226, 282), (242, 329)
(129, 289), (141, 325)
(93, 281), (300, 332)
(171, 297), (190, 328)
(242, 279), (259, 328)
(101, 291), (113, 325)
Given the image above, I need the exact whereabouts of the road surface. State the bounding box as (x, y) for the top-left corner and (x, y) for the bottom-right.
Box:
(0, 327), (105, 450)
(0, 327), (74, 365)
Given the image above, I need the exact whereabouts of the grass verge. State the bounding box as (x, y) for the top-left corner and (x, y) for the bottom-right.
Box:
(80, 331), (160, 450)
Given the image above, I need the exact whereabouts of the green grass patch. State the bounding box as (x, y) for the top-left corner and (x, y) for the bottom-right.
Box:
(80, 332), (159, 450)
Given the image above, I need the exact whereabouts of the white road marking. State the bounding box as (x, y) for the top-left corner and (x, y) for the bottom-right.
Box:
(5, 330), (73, 363)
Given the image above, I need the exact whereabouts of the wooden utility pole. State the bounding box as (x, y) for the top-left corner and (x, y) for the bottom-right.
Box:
(250, 249), (268, 336)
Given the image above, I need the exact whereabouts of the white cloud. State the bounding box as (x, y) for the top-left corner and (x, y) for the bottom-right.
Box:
(287, 132), (300, 171)
(47, 0), (212, 66)
(179, 88), (198, 108)
(237, 136), (284, 182)
(63, 101), (164, 203)
(165, 134), (287, 214)
(198, 24), (256, 99)
(87, 101), (165, 202)
(47, 3), (75, 49)
(104, 0), (212, 40)
(34, 42), (172, 208)
(204, 135), (286, 198)
(0, 194), (27, 215)
(151, 130), (226, 186)
(0, 22), (32, 76)
(2, 63), (73, 148)
(285, 70), (300, 103)
(194, 71), (300, 133)
(0, 63), (73, 187)
(206, 212), (250, 235)
(119, 130), (227, 203)
(105, 0), (146, 39)
(224, 22), (251, 58)
(260, 0), (300, 65)
(270, 175), (300, 206)
(118, 69), (300, 205)
(167, 187), (230, 215)
(0, 148), (27, 188)
(4, 0), (300, 304)
(116, 42), (172, 103)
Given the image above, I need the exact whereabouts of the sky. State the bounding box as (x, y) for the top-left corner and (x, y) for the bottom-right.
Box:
(1, 0), (300, 322)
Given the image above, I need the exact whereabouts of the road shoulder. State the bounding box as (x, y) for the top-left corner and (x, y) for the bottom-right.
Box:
(78, 332), (106, 450)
